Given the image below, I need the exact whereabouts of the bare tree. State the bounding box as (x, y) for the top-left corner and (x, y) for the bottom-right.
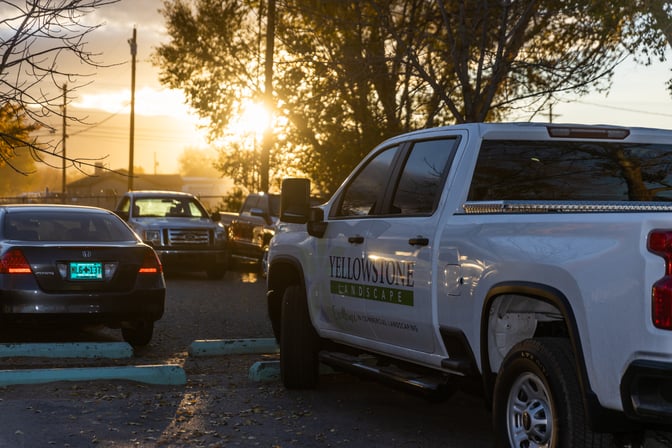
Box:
(0, 0), (119, 174)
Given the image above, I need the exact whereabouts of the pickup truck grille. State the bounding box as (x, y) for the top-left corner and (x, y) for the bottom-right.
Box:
(166, 229), (211, 246)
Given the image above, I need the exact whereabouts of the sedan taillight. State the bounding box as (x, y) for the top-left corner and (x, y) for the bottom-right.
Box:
(139, 251), (163, 274)
(0, 249), (32, 274)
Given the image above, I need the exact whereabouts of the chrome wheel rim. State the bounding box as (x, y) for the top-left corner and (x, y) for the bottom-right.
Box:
(507, 372), (553, 448)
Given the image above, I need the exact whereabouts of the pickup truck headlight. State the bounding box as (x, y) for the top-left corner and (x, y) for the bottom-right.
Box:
(143, 230), (162, 246)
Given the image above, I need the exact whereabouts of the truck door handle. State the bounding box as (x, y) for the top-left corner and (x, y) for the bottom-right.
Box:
(409, 236), (429, 246)
(348, 235), (365, 244)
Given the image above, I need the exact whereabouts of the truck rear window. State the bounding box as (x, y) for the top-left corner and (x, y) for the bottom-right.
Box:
(468, 140), (672, 202)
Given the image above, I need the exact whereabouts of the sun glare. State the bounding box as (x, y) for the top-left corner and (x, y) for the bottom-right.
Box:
(231, 101), (271, 138)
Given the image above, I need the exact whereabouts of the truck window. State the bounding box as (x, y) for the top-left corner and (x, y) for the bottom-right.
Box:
(332, 146), (400, 217)
(390, 138), (458, 215)
(468, 140), (672, 202)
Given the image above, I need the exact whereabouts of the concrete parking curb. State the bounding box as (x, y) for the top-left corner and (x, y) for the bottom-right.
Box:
(248, 360), (281, 382)
(188, 338), (279, 356)
(0, 338), (280, 387)
(0, 364), (187, 387)
(0, 342), (133, 359)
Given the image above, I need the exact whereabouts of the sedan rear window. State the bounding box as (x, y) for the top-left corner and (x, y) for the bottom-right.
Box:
(4, 211), (137, 242)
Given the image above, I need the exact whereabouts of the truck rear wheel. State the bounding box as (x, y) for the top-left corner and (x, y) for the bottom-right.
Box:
(280, 285), (320, 389)
(493, 338), (612, 448)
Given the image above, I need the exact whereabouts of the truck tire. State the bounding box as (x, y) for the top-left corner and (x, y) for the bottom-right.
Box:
(206, 264), (226, 280)
(493, 338), (612, 448)
(280, 285), (320, 389)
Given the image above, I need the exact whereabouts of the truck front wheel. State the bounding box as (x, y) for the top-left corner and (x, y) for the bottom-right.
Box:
(493, 338), (612, 448)
(280, 285), (320, 389)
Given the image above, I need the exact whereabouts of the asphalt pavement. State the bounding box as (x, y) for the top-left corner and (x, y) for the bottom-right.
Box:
(0, 265), (518, 447)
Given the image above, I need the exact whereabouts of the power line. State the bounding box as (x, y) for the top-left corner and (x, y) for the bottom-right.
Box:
(572, 100), (672, 118)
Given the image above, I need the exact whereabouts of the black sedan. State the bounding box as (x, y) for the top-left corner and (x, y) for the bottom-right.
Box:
(0, 204), (165, 346)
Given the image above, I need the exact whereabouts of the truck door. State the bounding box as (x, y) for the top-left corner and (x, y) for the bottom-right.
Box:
(315, 144), (403, 340)
(363, 137), (460, 353)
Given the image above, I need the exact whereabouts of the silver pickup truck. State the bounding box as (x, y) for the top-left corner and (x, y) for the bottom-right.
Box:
(115, 190), (228, 279)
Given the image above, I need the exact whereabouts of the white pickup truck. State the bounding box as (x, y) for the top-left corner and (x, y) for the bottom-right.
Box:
(266, 123), (672, 447)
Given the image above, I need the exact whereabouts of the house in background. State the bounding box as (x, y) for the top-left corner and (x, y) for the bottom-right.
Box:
(181, 176), (234, 209)
(66, 165), (231, 210)
(67, 169), (183, 196)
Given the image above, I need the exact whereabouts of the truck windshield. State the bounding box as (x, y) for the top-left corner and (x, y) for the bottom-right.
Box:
(134, 198), (208, 218)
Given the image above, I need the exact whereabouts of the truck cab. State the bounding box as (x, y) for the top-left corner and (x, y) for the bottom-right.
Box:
(227, 192), (280, 270)
(115, 190), (228, 279)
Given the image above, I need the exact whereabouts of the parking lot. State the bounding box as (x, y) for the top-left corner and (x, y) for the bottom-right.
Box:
(0, 264), (494, 447)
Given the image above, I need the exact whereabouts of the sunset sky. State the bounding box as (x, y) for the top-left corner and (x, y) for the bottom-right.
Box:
(52, 0), (672, 178)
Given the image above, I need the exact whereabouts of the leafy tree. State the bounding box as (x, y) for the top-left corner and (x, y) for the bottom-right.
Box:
(0, 103), (38, 171)
(155, 0), (269, 192)
(178, 147), (221, 177)
(0, 104), (39, 195)
(633, 1), (672, 94)
(155, 0), (670, 196)
(0, 0), (118, 173)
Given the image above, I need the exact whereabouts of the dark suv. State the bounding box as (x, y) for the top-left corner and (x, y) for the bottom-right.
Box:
(115, 191), (228, 279)
(227, 192), (280, 270)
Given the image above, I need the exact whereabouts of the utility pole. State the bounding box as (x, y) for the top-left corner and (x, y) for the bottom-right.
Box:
(260, 0), (275, 193)
(128, 26), (137, 192)
(545, 94), (560, 124)
(61, 83), (67, 202)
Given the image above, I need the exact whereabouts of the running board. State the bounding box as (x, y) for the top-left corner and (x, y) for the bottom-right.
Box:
(318, 351), (453, 398)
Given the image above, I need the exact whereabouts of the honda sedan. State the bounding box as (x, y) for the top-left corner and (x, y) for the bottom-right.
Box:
(0, 204), (165, 346)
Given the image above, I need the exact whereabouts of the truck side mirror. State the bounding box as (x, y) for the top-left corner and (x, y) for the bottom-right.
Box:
(280, 178), (310, 224)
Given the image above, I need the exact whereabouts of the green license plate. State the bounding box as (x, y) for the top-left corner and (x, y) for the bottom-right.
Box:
(69, 262), (103, 280)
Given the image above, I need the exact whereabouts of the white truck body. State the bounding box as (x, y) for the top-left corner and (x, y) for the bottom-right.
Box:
(267, 123), (672, 446)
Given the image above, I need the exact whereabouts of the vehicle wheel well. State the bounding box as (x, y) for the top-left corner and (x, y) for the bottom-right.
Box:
(267, 260), (303, 342)
(485, 292), (569, 375)
(483, 286), (640, 435)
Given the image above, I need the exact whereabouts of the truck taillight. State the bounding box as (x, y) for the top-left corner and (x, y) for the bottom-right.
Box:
(647, 230), (672, 330)
(139, 251), (163, 274)
(0, 249), (32, 274)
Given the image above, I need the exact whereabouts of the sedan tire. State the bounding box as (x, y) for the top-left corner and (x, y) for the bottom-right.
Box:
(121, 321), (154, 347)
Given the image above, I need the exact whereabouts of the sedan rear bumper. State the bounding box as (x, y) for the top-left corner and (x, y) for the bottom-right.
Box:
(0, 289), (165, 324)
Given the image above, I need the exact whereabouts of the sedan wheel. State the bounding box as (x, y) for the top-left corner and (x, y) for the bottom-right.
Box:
(121, 321), (154, 347)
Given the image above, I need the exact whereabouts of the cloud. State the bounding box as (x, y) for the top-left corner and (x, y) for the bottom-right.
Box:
(72, 87), (193, 118)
